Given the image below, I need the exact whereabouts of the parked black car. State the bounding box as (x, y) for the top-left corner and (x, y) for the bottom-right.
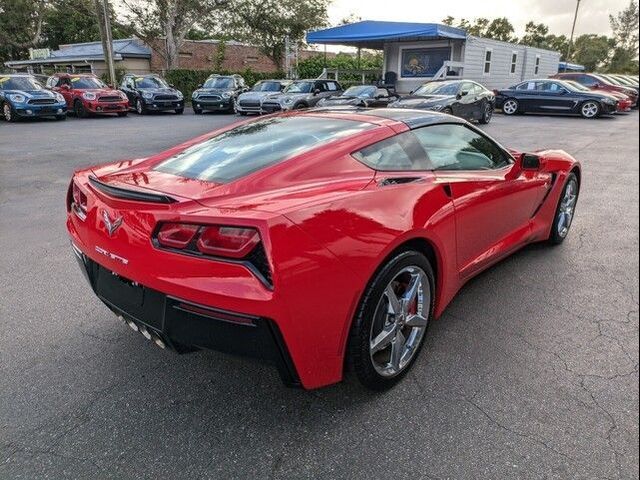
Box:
(389, 79), (495, 124)
(119, 74), (184, 114)
(316, 85), (399, 108)
(192, 74), (248, 114)
(495, 79), (619, 118)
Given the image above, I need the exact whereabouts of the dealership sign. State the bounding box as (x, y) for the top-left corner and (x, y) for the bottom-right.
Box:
(29, 48), (51, 60)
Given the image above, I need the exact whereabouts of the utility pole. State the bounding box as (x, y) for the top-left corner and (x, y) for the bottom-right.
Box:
(94, 0), (116, 86)
(565, 0), (582, 62)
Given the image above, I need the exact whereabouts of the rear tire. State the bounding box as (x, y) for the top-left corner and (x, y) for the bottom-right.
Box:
(502, 98), (519, 115)
(549, 173), (579, 245)
(347, 250), (435, 391)
(135, 98), (146, 115)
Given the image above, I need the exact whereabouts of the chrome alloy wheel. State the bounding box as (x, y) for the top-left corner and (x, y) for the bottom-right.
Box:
(581, 101), (599, 118)
(484, 104), (493, 121)
(503, 99), (518, 115)
(557, 178), (578, 238)
(3, 103), (11, 121)
(369, 266), (430, 377)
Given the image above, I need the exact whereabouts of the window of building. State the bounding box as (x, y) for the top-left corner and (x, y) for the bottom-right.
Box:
(484, 49), (492, 75)
(245, 56), (259, 63)
(534, 55), (541, 75)
(510, 52), (518, 74)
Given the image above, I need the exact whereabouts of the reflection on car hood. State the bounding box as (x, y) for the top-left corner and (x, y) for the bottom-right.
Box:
(138, 87), (179, 95)
(2, 89), (57, 99)
(394, 95), (453, 107)
(322, 96), (362, 105)
(263, 92), (308, 102)
(238, 91), (278, 101)
(194, 88), (231, 95)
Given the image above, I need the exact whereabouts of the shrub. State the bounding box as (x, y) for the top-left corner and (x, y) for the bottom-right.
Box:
(297, 52), (383, 84)
(164, 68), (285, 102)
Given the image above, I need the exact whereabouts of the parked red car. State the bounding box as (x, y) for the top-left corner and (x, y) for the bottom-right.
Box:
(47, 73), (129, 117)
(67, 109), (581, 390)
(562, 80), (633, 113)
(552, 72), (638, 107)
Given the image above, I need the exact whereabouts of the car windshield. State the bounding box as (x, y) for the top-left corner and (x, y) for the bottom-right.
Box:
(0, 76), (43, 91)
(135, 76), (169, 89)
(252, 81), (282, 92)
(69, 76), (107, 89)
(413, 82), (460, 96)
(155, 116), (372, 183)
(204, 77), (234, 89)
(343, 86), (376, 98)
(285, 81), (313, 93)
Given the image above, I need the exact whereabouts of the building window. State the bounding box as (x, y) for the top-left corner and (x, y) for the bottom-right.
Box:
(510, 52), (518, 74)
(178, 51), (193, 58)
(484, 49), (492, 75)
(534, 55), (541, 75)
(245, 56), (259, 63)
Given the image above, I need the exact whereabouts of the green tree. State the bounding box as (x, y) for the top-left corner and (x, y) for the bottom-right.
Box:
(572, 34), (613, 71)
(608, 0), (639, 72)
(485, 17), (517, 42)
(520, 22), (549, 48)
(0, 0), (46, 63)
(41, 0), (130, 50)
(121, 0), (229, 70)
(226, 0), (330, 69)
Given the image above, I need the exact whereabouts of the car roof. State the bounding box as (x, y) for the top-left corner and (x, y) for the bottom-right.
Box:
(307, 107), (466, 129)
(53, 72), (95, 77)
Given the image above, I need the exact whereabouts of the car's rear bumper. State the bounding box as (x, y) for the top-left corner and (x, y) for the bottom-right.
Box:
(71, 242), (301, 386)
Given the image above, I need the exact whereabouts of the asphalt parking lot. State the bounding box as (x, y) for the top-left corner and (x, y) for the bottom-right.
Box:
(1, 109), (638, 479)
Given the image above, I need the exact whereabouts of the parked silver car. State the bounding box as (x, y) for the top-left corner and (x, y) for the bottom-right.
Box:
(260, 79), (342, 113)
(236, 79), (292, 115)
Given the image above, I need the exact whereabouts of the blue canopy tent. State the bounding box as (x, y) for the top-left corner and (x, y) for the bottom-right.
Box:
(558, 61), (585, 72)
(307, 21), (467, 49)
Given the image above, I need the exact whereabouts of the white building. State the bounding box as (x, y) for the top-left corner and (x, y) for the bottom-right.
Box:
(307, 21), (561, 93)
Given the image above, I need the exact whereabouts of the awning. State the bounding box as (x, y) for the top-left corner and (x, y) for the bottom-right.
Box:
(559, 61), (585, 72)
(307, 21), (467, 49)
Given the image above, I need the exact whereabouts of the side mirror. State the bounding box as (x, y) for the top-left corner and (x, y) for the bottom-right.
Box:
(313, 88), (321, 95)
(521, 153), (541, 170)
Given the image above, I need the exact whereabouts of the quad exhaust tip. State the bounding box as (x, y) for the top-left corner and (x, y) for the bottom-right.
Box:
(116, 314), (166, 350)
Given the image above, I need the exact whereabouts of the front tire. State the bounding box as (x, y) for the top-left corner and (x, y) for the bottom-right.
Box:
(347, 250), (435, 391)
(502, 98), (519, 115)
(580, 101), (600, 119)
(3, 102), (17, 122)
(479, 102), (493, 124)
(549, 173), (579, 245)
(193, 107), (203, 114)
(135, 98), (146, 115)
(74, 100), (88, 118)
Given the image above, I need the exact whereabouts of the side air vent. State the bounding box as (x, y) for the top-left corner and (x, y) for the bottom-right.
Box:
(378, 177), (422, 187)
(89, 176), (177, 204)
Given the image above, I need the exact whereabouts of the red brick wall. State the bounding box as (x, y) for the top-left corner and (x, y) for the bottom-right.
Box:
(148, 39), (330, 73)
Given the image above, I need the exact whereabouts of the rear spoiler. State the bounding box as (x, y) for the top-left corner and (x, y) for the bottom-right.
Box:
(89, 176), (177, 204)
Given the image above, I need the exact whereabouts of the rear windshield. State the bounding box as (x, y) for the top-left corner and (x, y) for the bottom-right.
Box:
(155, 116), (372, 183)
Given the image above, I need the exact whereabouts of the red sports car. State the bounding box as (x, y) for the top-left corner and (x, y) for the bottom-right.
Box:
(67, 109), (581, 390)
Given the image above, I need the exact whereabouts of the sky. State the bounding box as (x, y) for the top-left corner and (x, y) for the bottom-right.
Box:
(327, 0), (629, 38)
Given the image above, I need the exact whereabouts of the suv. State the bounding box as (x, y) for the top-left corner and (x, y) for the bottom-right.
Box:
(47, 73), (128, 118)
(191, 74), (248, 114)
(236, 79), (291, 115)
(552, 73), (638, 107)
(119, 73), (184, 114)
(260, 79), (343, 113)
(0, 74), (67, 122)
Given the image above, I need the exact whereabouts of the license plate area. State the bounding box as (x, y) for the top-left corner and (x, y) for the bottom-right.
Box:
(97, 269), (144, 308)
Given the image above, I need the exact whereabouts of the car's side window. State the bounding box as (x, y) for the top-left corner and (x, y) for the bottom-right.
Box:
(326, 81), (338, 91)
(352, 131), (429, 171)
(412, 124), (511, 171)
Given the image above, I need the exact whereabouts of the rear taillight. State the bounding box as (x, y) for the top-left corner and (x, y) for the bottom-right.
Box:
(71, 181), (88, 220)
(154, 223), (271, 285)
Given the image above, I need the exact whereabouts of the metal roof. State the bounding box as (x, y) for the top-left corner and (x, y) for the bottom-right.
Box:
(5, 39), (151, 67)
(307, 21), (467, 49)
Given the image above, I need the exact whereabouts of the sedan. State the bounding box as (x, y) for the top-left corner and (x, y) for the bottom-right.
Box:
(496, 79), (619, 118)
(317, 85), (398, 108)
(390, 79), (495, 124)
(66, 108), (581, 390)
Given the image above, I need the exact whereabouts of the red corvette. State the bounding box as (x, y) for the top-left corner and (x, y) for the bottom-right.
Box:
(67, 109), (581, 390)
